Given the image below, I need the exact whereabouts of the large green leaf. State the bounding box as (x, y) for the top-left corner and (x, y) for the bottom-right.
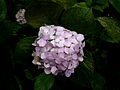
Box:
(69, 50), (94, 88)
(97, 17), (120, 43)
(0, 20), (21, 43)
(14, 36), (36, 65)
(61, 2), (96, 34)
(0, 0), (7, 22)
(52, 0), (77, 9)
(70, 65), (93, 88)
(34, 73), (54, 90)
(25, 1), (63, 28)
(91, 72), (105, 90)
(109, 0), (120, 13)
(86, 0), (109, 12)
(83, 50), (94, 72)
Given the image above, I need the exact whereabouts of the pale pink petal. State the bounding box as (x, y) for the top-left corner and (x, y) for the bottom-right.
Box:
(64, 40), (71, 47)
(51, 66), (57, 74)
(37, 39), (47, 47)
(58, 65), (66, 71)
(58, 48), (64, 53)
(59, 53), (65, 58)
(71, 31), (77, 36)
(64, 47), (69, 54)
(64, 31), (72, 38)
(68, 63), (73, 69)
(76, 34), (84, 41)
(41, 53), (46, 59)
(56, 41), (64, 47)
(62, 61), (68, 67)
(44, 63), (50, 68)
(72, 54), (78, 60)
(50, 40), (56, 46)
(65, 70), (72, 77)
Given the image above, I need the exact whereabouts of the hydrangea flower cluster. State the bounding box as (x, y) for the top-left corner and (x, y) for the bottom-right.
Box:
(15, 9), (27, 24)
(32, 25), (85, 77)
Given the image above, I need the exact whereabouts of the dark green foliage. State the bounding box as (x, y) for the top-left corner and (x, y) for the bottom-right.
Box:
(98, 17), (120, 43)
(52, 0), (77, 9)
(0, 0), (7, 22)
(14, 36), (36, 66)
(109, 0), (120, 13)
(0, 20), (21, 43)
(86, 0), (109, 12)
(0, 0), (120, 90)
(34, 73), (54, 90)
(25, 0), (63, 28)
(61, 2), (96, 34)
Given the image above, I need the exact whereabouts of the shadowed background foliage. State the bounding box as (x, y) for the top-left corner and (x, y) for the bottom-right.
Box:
(0, 0), (120, 90)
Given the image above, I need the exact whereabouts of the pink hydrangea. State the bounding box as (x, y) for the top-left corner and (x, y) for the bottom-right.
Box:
(32, 25), (85, 77)
(15, 9), (27, 24)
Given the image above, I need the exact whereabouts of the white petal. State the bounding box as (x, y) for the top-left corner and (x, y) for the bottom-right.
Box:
(50, 35), (55, 39)
(36, 62), (41, 65)
(55, 38), (60, 42)
(41, 53), (46, 59)
(44, 63), (50, 68)
(51, 40), (55, 46)
(44, 68), (51, 74)
(78, 56), (84, 62)
(32, 60), (37, 64)
(76, 34), (84, 41)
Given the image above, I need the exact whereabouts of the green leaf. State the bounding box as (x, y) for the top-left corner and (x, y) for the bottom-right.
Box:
(14, 75), (24, 90)
(14, 36), (36, 65)
(70, 50), (94, 87)
(52, 0), (77, 9)
(97, 17), (120, 43)
(91, 72), (105, 90)
(34, 73), (54, 90)
(61, 2), (96, 34)
(24, 69), (34, 80)
(83, 50), (94, 72)
(25, 1), (63, 28)
(0, 20), (21, 43)
(86, 0), (109, 12)
(0, 0), (7, 22)
(70, 65), (93, 88)
(109, 0), (120, 13)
